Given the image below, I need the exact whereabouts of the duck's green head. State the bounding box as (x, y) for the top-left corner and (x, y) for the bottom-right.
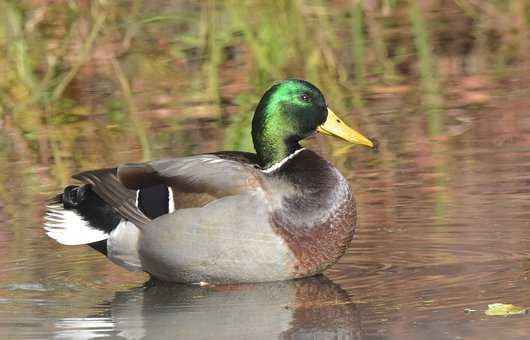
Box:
(252, 79), (373, 169)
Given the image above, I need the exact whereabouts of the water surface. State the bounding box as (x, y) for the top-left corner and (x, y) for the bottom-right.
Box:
(1, 1), (530, 339)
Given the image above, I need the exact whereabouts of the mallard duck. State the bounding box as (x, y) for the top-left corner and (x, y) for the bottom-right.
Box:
(44, 79), (373, 284)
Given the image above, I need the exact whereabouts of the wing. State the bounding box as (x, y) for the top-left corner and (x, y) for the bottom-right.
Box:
(73, 168), (151, 227)
(117, 152), (262, 198)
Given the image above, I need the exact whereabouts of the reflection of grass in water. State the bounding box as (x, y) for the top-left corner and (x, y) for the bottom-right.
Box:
(434, 163), (448, 224)
(408, 1), (443, 138)
(0, 133), (13, 217)
(1, 1), (110, 184)
(204, 0), (222, 116)
(111, 58), (151, 161)
(351, 1), (365, 109)
(352, 1), (365, 89)
(227, 1), (282, 81)
(408, 2), (448, 222)
(0, 1), (529, 185)
(223, 94), (256, 152)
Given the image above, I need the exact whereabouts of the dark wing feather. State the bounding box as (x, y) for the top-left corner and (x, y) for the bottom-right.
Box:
(73, 168), (151, 228)
(212, 151), (258, 164)
(117, 153), (261, 198)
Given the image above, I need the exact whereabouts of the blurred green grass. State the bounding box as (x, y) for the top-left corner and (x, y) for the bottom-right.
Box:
(0, 0), (529, 188)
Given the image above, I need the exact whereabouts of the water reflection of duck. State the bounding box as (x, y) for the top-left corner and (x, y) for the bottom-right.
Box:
(44, 79), (373, 283)
(54, 276), (361, 340)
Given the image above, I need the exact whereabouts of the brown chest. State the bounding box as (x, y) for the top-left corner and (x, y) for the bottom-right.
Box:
(272, 196), (357, 277)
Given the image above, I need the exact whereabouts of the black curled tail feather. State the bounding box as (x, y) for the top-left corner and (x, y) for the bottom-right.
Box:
(49, 184), (122, 235)
(44, 168), (133, 250)
(44, 187), (107, 247)
(44, 184), (122, 255)
(45, 167), (156, 253)
(46, 192), (64, 206)
(65, 184), (121, 234)
(73, 168), (151, 228)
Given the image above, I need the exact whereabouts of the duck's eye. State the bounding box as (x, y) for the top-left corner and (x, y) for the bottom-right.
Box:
(300, 93), (311, 102)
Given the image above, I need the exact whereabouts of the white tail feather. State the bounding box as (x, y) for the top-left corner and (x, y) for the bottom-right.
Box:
(44, 206), (109, 245)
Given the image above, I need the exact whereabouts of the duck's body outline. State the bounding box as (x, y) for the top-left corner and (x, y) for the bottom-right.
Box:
(44, 79), (372, 284)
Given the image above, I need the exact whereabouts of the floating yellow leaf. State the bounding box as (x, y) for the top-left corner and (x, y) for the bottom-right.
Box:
(485, 303), (528, 316)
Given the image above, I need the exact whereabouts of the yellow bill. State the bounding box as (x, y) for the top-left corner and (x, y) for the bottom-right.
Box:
(317, 108), (374, 147)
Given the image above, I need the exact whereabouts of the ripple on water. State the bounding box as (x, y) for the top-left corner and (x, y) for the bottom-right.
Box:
(2, 69), (530, 340)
